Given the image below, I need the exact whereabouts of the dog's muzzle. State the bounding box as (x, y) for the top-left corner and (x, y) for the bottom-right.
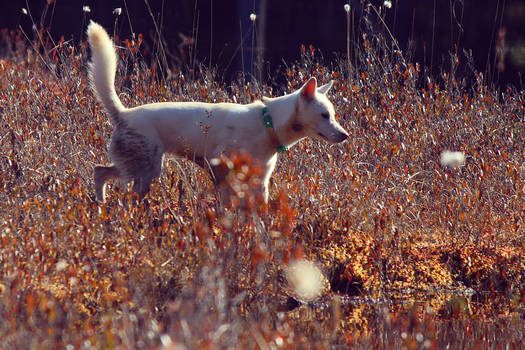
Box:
(319, 130), (348, 143)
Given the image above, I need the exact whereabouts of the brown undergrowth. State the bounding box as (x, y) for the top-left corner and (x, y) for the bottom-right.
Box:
(0, 23), (524, 349)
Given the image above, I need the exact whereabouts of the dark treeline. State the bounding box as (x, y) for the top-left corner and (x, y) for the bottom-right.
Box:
(1, 0), (524, 87)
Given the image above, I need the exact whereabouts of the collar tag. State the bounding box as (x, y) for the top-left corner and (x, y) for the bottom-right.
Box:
(262, 107), (274, 128)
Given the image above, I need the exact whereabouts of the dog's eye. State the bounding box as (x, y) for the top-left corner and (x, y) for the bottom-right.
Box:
(321, 112), (330, 119)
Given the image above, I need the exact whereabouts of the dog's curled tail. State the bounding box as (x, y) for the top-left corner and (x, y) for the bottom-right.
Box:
(87, 21), (126, 122)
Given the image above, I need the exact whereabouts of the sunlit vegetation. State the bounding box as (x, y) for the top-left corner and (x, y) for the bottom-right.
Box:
(0, 14), (524, 348)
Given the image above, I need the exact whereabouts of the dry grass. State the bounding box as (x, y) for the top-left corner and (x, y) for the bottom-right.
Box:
(0, 19), (524, 349)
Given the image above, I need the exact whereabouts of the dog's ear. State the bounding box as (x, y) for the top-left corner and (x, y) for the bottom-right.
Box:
(317, 80), (333, 95)
(300, 77), (317, 100)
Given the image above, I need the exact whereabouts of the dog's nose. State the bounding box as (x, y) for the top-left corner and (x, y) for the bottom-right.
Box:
(337, 131), (349, 143)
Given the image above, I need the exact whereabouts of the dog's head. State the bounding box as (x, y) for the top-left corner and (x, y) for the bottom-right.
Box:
(292, 77), (349, 144)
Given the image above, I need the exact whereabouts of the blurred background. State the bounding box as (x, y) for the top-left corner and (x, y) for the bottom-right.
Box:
(1, 0), (524, 88)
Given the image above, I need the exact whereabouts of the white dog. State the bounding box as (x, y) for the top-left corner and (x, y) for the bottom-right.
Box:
(87, 21), (349, 202)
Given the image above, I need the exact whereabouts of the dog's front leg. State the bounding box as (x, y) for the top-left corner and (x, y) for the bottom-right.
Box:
(260, 156), (277, 203)
(261, 182), (270, 203)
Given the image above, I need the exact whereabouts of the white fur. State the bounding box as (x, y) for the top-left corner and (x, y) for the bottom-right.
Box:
(87, 21), (349, 202)
(87, 22), (125, 118)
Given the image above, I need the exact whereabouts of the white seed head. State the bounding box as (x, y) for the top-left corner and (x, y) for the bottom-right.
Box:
(286, 260), (324, 301)
(82, 5), (91, 13)
(250, 13), (256, 22)
(21, 8), (28, 15)
(274, 335), (284, 347)
(160, 334), (173, 347)
(383, 0), (392, 9)
(416, 333), (424, 343)
(439, 150), (466, 169)
(113, 7), (122, 16)
(56, 259), (67, 272)
(344, 4), (351, 13)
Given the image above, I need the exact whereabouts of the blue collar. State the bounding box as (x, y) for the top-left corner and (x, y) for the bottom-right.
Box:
(262, 107), (288, 153)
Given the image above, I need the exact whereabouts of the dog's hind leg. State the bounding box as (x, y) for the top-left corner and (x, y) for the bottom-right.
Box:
(94, 165), (120, 202)
(109, 126), (165, 201)
(131, 177), (152, 200)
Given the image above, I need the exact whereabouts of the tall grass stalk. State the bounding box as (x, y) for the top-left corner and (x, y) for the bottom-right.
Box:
(209, 0), (213, 69)
(143, 0), (169, 80)
(345, 4), (351, 76)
